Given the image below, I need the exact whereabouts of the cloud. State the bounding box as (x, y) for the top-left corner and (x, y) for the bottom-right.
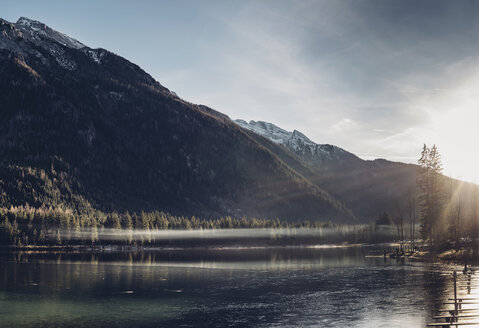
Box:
(329, 118), (358, 134)
(13, 0), (475, 180)
(186, 2), (479, 180)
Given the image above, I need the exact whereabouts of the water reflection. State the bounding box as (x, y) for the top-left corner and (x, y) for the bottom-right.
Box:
(0, 246), (461, 327)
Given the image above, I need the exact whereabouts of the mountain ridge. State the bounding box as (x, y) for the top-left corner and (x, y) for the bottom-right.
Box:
(234, 119), (360, 166)
(234, 119), (420, 221)
(0, 17), (355, 223)
(16, 16), (86, 49)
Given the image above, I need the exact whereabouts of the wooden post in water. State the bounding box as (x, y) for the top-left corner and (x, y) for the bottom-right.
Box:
(454, 270), (458, 323)
(464, 252), (468, 273)
(466, 270), (472, 295)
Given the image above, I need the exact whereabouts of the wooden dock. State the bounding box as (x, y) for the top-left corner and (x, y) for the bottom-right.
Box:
(428, 269), (479, 327)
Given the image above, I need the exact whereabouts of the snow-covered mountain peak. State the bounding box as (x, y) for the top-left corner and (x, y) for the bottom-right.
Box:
(235, 120), (289, 144)
(17, 17), (37, 26)
(291, 129), (314, 145)
(0, 17), (102, 71)
(235, 119), (315, 147)
(235, 119), (356, 164)
(15, 16), (86, 49)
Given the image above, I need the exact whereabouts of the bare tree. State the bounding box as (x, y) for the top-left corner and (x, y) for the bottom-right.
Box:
(449, 181), (462, 247)
(408, 188), (416, 251)
(472, 188), (479, 257)
(394, 206), (405, 251)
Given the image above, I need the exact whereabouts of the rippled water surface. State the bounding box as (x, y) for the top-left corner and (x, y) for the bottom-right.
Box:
(0, 246), (466, 327)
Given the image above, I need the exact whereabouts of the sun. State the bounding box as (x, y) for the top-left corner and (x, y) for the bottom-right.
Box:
(418, 70), (479, 184)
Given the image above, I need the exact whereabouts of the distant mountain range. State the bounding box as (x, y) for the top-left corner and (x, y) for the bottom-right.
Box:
(0, 17), (474, 224)
(234, 120), (361, 167)
(235, 120), (419, 221)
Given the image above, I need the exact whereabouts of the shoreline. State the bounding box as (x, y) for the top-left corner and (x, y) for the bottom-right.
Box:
(0, 243), (374, 253)
(3, 243), (478, 267)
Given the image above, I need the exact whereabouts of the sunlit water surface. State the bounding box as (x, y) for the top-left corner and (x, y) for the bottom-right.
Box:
(0, 246), (466, 327)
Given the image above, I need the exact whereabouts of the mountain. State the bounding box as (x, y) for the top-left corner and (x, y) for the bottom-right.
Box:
(0, 17), (355, 223)
(235, 120), (419, 221)
(234, 120), (362, 168)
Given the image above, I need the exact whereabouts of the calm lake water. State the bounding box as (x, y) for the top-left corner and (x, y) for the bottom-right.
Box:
(0, 245), (468, 327)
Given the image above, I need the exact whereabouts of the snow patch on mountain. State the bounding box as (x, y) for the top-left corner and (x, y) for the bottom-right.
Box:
(235, 120), (292, 144)
(16, 17), (85, 49)
(0, 17), (112, 71)
(0, 17), (85, 71)
(83, 48), (106, 64)
(235, 119), (352, 163)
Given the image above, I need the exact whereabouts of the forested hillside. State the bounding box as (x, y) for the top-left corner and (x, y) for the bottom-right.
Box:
(0, 17), (355, 231)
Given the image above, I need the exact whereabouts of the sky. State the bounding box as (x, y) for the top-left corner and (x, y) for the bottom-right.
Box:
(3, 0), (479, 182)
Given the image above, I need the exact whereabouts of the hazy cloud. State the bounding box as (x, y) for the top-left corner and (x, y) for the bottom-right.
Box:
(3, 0), (479, 180)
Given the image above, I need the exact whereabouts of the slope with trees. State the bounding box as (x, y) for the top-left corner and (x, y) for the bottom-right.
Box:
(0, 17), (355, 224)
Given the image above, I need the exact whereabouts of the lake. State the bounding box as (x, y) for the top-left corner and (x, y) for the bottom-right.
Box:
(0, 245), (467, 327)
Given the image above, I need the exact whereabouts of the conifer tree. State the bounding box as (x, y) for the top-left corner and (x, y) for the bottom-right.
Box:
(417, 144), (445, 244)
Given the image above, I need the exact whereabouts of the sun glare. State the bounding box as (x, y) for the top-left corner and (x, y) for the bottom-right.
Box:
(419, 70), (479, 183)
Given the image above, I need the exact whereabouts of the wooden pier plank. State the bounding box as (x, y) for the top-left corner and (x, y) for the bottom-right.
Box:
(437, 309), (479, 313)
(449, 298), (479, 301)
(433, 314), (479, 319)
(427, 322), (479, 326)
